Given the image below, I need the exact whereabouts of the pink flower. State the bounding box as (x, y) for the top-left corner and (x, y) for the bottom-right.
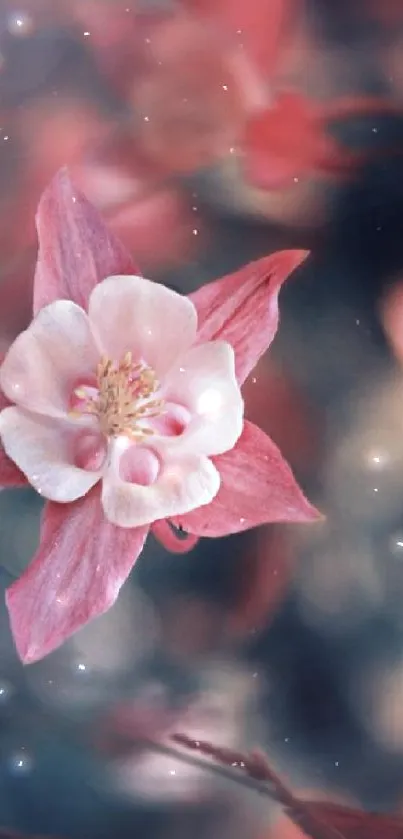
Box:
(0, 169), (320, 665)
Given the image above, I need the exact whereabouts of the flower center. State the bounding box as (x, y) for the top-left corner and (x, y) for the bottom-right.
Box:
(73, 351), (164, 440)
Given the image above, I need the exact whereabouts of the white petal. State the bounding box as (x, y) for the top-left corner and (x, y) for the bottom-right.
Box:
(0, 301), (99, 417)
(160, 341), (243, 456)
(0, 407), (102, 502)
(101, 446), (220, 528)
(88, 275), (197, 379)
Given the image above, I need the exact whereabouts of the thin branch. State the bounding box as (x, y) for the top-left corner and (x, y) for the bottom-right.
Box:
(170, 734), (346, 839)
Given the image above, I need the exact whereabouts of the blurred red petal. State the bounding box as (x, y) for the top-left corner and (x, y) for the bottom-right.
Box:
(33, 169), (138, 315)
(242, 357), (322, 472)
(106, 187), (201, 271)
(6, 489), (148, 664)
(191, 250), (307, 384)
(181, 0), (299, 78)
(227, 527), (294, 637)
(0, 251), (35, 349)
(380, 281), (403, 366)
(242, 93), (350, 189)
(174, 420), (320, 538)
(95, 701), (178, 757)
(73, 4), (171, 96)
(132, 16), (245, 173)
(368, 0), (403, 25)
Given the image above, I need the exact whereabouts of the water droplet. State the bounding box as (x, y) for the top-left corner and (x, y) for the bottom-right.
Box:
(389, 533), (403, 558)
(0, 680), (14, 704)
(7, 12), (33, 37)
(366, 448), (390, 470)
(8, 748), (34, 776)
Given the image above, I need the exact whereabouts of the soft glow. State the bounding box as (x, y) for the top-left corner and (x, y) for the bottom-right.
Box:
(197, 387), (223, 415)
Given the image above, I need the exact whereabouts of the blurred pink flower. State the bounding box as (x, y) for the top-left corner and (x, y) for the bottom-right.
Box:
(180, 0), (298, 78)
(131, 15), (252, 174)
(241, 92), (355, 190)
(0, 169), (319, 665)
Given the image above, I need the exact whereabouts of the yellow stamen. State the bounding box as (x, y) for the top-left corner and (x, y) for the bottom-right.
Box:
(73, 351), (164, 440)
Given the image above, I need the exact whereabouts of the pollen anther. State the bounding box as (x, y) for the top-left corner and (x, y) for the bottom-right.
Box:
(73, 351), (164, 439)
